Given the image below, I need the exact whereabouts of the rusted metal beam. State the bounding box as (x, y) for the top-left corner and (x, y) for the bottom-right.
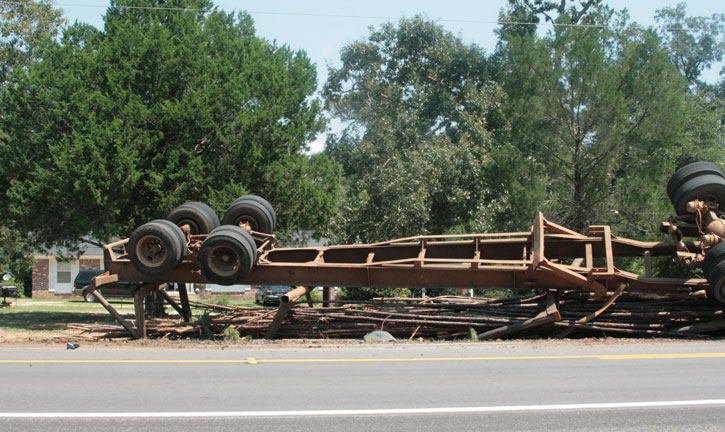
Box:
(89, 288), (137, 339)
(133, 292), (145, 339)
(644, 251), (652, 277)
(544, 217), (585, 237)
(178, 283), (191, 322)
(89, 273), (137, 339)
(532, 212), (545, 268)
(133, 283), (157, 339)
(264, 302), (292, 340)
(282, 286), (311, 304)
(102, 214), (705, 300)
(103, 258), (703, 294)
(265, 286), (314, 339)
(158, 289), (185, 319)
(322, 286), (331, 308)
(304, 286), (315, 308)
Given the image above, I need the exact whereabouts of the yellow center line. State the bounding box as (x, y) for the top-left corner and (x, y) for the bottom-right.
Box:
(1, 352), (724, 364)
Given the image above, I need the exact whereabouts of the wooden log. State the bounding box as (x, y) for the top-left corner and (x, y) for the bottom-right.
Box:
(320, 314), (503, 328)
(477, 293), (560, 340)
(552, 321), (678, 337)
(556, 283), (626, 338)
(89, 288), (138, 339)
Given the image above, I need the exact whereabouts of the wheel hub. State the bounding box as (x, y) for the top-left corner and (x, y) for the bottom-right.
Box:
(208, 245), (240, 277)
(136, 235), (167, 268)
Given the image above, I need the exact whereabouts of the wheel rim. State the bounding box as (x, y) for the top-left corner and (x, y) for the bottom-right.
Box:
(207, 245), (241, 277)
(135, 235), (168, 268)
(85, 292), (95, 302)
(235, 215), (259, 231)
(176, 217), (201, 235)
(699, 194), (722, 210)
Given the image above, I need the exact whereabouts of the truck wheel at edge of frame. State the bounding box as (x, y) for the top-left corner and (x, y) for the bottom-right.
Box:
(702, 242), (725, 279)
(198, 225), (257, 285)
(706, 260), (725, 304)
(166, 201), (220, 235)
(128, 220), (186, 276)
(667, 162), (725, 204)
(671, 174), (725, 215)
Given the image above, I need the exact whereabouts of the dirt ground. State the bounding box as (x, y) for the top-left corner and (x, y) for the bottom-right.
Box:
(1, 324), (723, 350)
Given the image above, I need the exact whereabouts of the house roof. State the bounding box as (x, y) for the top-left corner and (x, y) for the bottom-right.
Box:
(34, 242), (105, 258)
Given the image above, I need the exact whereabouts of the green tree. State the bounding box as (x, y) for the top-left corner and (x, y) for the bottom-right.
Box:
(323, 17), (505, 243)
(496, 4), (723, 236)
(0, 0), (65, 89)
(0, 0), (339, 249)
(513, 0), (602, 25)
(0, 0), (66, 288)
(655, 3), (725, 85)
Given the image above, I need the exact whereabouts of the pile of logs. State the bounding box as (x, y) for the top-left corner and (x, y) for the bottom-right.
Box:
(82, 288), (725, 340)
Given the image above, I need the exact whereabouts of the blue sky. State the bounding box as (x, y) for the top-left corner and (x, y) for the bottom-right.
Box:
(58, 1), (724, 151)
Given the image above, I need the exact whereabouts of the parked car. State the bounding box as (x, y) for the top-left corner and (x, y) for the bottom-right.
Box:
(254, 285), (290, 305)
(72, 269), (137, 302)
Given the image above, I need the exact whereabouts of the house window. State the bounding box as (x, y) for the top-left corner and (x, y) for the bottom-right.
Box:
(57, 261), (71, 284)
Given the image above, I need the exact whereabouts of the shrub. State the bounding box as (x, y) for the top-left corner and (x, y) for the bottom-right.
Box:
(338, 287), (412, 301)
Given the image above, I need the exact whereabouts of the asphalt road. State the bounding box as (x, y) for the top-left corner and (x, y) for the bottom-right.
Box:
(2, 341), (725, 431)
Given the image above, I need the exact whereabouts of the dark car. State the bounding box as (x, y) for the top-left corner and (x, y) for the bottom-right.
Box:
(72, 269), (137, 302)
(254, 285), (290, 305)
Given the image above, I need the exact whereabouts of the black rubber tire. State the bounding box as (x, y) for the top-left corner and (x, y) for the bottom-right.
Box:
(667, 162), (725, 204)
(671, 174), (725, 215)
(128, 220), (186, 276)
(706, 260), (725, 304)
(198, 226), (257, 285)
(702, 242), (725, 279)
(222, 200), (274, 234)
(207, 225), (258, 264)
(233, 195), (276, 228)
(83, 290), (97, 302)
(166, 201), (220, 235)
(154, 219), (188, 259)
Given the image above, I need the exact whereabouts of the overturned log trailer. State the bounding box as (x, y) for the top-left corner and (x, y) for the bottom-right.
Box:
(90, 162), (725, 339)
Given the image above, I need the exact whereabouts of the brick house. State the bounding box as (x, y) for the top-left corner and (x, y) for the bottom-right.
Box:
(32, 244), (104, 298)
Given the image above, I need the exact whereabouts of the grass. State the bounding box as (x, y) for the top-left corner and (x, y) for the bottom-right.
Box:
(0, 291), (315, 343)
(0, 296), (265, 333)
(0, 298), (134, 331)
(209, 297), (258, 308)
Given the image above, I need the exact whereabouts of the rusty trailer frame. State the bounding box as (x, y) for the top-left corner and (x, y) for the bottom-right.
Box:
(89, 212), (706, 339)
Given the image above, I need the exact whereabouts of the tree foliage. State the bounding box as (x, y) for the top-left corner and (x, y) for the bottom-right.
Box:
(0, 0), (65, 89)
(513, 0), (602, 25)
(655, 3), (725, 84)
(0, 0), (66, 286)
(496, 3), (723, 235)
(323, 17), (504, 243)
(0, 0), (340, 249)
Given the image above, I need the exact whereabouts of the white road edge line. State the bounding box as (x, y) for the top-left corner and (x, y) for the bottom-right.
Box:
(3, 399), (725, 418)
